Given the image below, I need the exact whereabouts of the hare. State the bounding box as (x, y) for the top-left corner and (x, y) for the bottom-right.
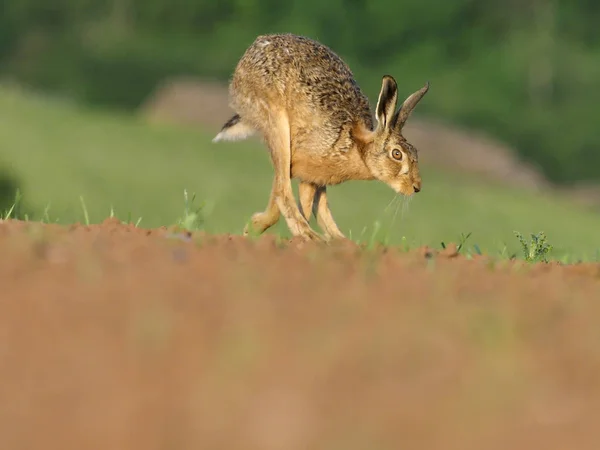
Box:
(213, 33), (429, 242)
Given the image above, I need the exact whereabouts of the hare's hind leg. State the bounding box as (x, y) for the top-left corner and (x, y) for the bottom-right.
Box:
(267, 112), (323, 241)
(313, 186), (346, 240)
(298, 181), (317, 222)
(243, 178), (280, 236)
(298, 182), (345, 240)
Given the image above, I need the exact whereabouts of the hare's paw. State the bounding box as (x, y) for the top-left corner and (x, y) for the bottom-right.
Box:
(295, 222), (325, 242)
(303, 229), (325, 242)
(324, 229), (346, 241)
(243, 211), (279, 236)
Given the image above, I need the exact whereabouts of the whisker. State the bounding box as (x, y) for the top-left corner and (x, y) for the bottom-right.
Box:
(383, 188), (418, 242)
(406, 195), (414, 216)
(384, 193), (399, 213)
(381, 194), (401, 243)
(390, 195), (404, 230)
(399, 194), (413, 224)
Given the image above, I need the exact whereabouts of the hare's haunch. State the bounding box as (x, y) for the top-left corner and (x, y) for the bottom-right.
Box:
(213, 33), (429, 242)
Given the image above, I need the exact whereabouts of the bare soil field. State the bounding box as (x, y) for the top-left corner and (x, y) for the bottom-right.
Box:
(1, 218), (600, 450)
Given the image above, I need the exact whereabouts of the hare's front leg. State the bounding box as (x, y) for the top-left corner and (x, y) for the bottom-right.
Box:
(299, 182), (346, 240)
(243, 178), (280, 236)
(267, 112), (323, 242)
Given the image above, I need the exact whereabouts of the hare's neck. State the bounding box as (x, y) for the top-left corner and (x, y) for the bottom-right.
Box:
(344, 144), (376, 181)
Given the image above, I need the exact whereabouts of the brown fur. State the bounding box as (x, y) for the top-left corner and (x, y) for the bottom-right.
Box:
(213, 33), (429, 241)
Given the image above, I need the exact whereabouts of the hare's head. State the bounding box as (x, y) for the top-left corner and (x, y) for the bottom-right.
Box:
(355, 76), (429, 196)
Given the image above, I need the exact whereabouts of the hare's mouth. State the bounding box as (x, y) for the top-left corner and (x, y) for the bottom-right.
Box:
(390, 182), (417, 197)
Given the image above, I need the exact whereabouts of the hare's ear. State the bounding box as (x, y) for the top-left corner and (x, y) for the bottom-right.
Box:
(394, 82), (430, 130)
(375, 75), (398, 130)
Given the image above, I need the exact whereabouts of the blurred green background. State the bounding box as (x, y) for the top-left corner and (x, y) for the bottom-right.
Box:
(1, 0), (600, 258)
(3, 0), (600, 183)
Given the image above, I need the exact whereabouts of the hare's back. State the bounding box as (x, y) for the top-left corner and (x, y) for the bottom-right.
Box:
(245, 34), (353, 75)
(234, 34), (370, 120)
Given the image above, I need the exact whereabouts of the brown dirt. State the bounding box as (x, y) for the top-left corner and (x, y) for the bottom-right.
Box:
(1, 218), (600, 450)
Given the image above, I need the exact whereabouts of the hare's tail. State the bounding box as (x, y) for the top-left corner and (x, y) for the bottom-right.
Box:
(212, 114), (256, 143)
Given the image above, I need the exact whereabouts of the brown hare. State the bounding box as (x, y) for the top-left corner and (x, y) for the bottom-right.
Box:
(213, 33), (429, 242)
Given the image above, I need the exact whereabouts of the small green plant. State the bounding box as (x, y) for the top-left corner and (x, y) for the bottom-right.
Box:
(497, 242), (517, 260)
(367, 220), (383, 249)
(41, 203), (52, 223)
(399, 236), (410, 252)
(176, 189), (205, 231)
(3, 189), (23, 220)
(79, 196), (90, 225)
(441, 231), (472, 253)
(514, 231), (553, 263)
(109, 206), (143, 226)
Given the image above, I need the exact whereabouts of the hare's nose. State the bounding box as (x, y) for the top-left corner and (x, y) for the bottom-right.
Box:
(413, 183), (421, 193)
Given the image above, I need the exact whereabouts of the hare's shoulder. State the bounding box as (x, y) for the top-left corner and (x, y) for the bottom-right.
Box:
(296, 75), (373, 134)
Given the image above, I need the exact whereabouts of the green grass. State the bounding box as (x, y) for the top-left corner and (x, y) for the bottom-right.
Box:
(1, 83), (600, 261)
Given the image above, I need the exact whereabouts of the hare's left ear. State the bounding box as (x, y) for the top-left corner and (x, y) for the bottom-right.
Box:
(393, 81), (430, 130)
(375, 75), (398, 130)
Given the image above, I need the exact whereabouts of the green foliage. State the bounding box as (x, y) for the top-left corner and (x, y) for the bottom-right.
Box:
(176, 189), (205, 232)
(1, 0), (600, 183)
(514, 231), (554, 263)
(1, 188), (38, 221)
(2, 189), (23, 220)
(79, 196), (91, 226)
(441, 231), (472, 254)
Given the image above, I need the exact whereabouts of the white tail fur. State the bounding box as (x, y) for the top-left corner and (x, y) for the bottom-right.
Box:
(212, 114), (256, 143)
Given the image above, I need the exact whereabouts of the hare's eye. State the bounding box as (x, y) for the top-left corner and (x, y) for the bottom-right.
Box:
(391, 149), (403, 161)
